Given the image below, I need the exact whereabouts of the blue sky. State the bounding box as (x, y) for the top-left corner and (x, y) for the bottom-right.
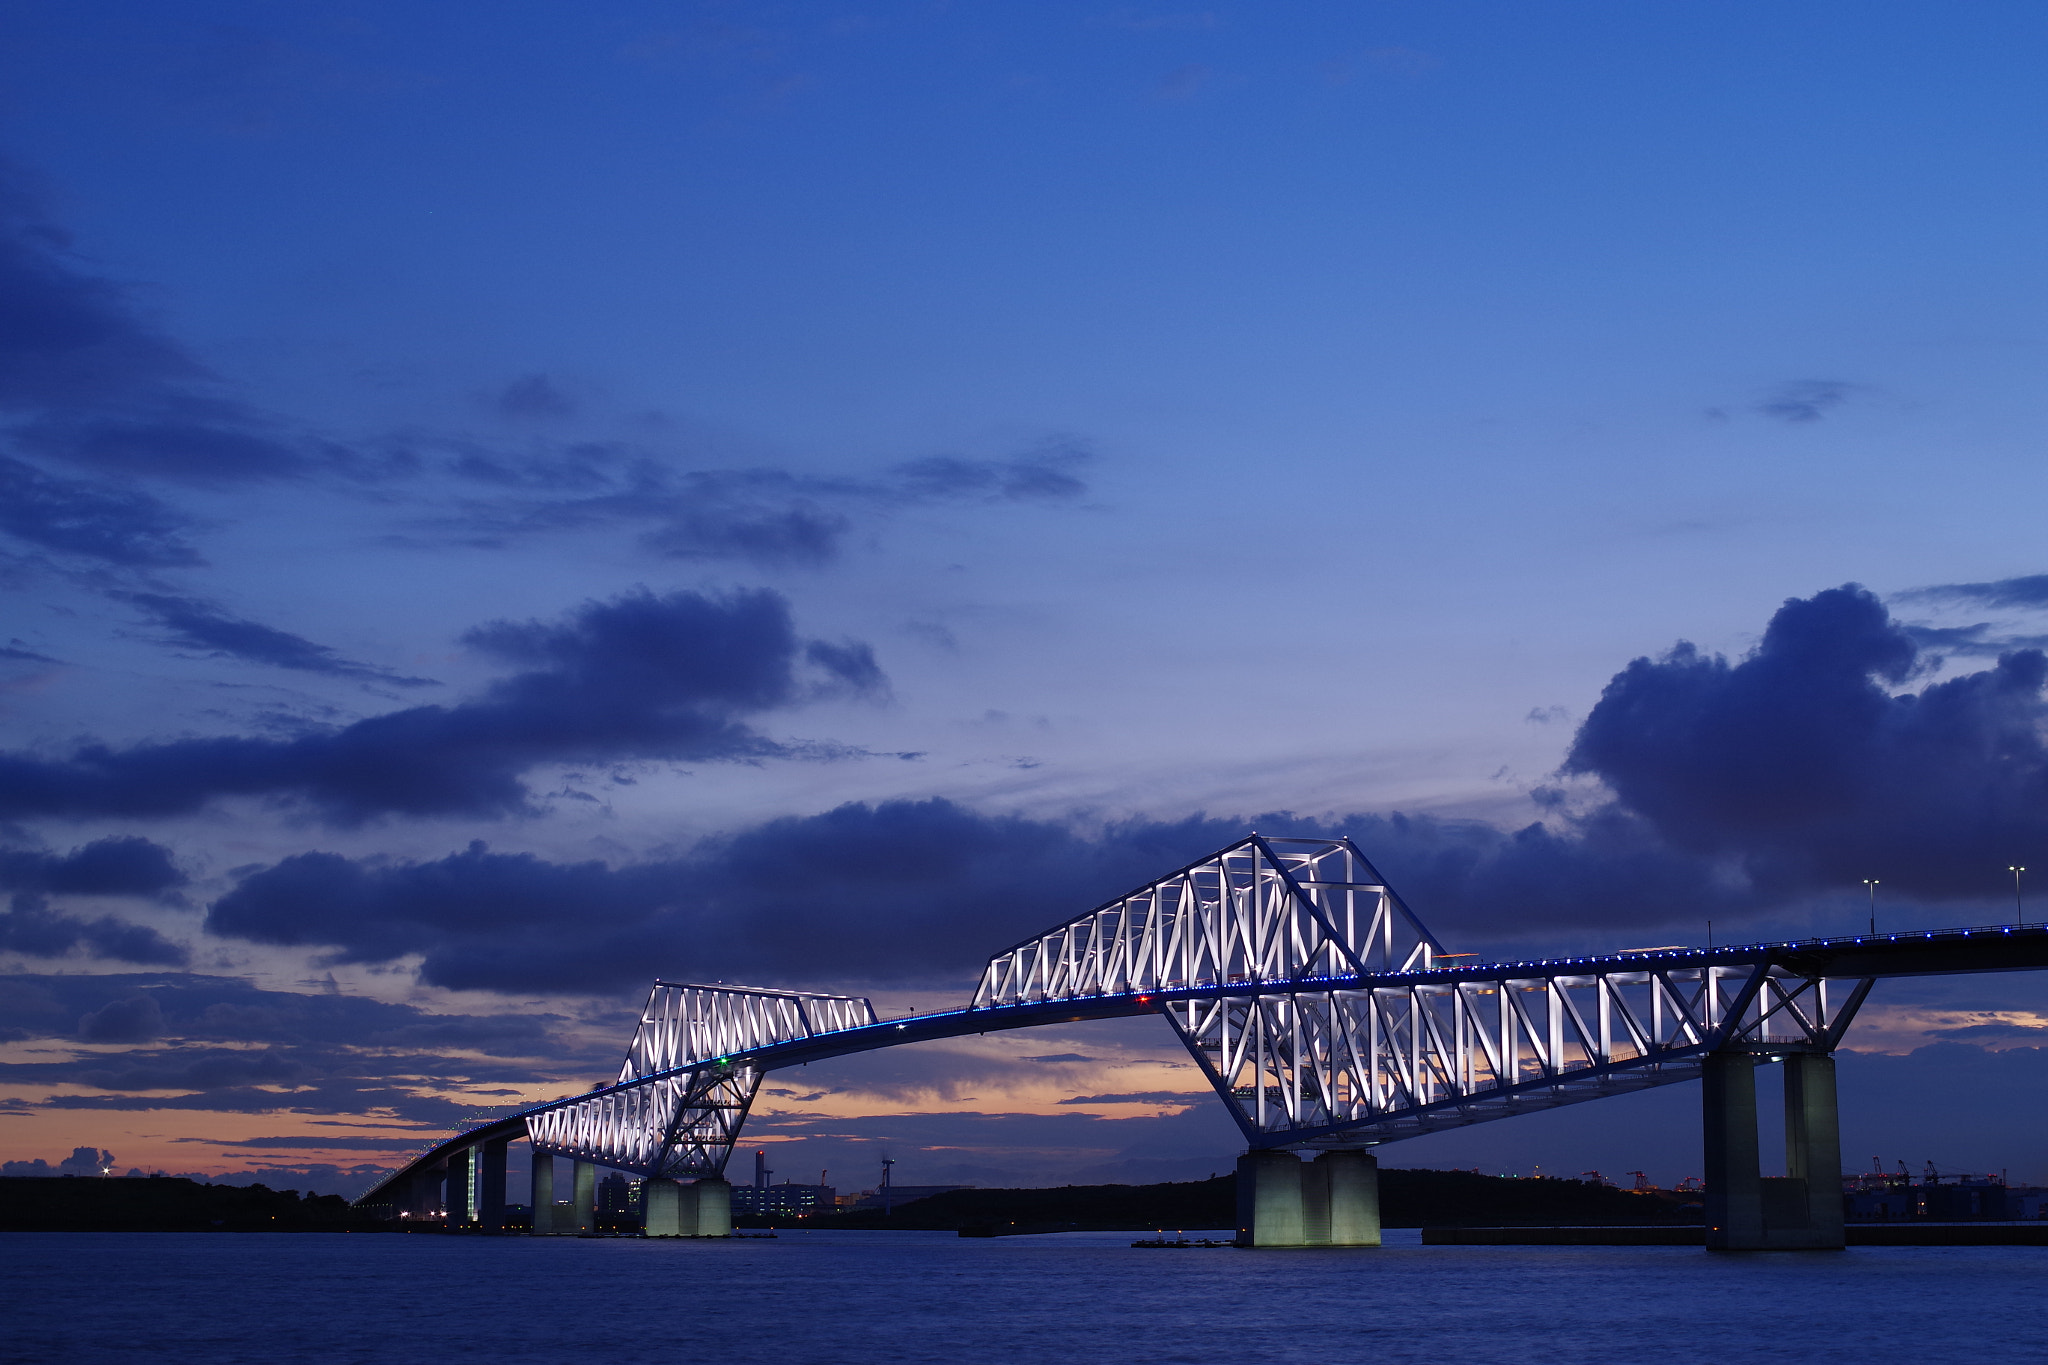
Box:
(7, 1), (2048, 1192)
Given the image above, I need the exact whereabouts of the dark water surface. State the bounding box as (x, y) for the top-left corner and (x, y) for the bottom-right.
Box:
(5, 1228), (2033, 1364)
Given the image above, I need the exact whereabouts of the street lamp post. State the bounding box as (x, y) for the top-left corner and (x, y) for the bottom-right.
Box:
(1864, 879), (1880, 936)
(2011, 866), (2026, 925)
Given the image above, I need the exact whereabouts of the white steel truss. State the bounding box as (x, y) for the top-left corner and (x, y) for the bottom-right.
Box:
(1170, 964), (1872, 1146)
(618, 982), (876, 1082)
(527, 982), (875, 1177)
(974, 835), (1440, 1007)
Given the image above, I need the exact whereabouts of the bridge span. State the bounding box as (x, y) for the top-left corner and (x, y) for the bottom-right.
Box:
(354, 834), (2048, 1250)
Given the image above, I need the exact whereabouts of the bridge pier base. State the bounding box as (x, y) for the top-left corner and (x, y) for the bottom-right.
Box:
(1318, 1150), (1381, 1246)
(692, 1177), (732, 1236)
(1236, 1149), (1304, 1246)
(1704, 1049), (1844, 1251)
(644, 1178), (683, 1236)
(572, 1160), (596, 1234)
(1237, 1149), (1379, 1247)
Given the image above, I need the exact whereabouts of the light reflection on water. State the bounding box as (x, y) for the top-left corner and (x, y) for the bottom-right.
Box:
(4, 1227), (2034, 1364)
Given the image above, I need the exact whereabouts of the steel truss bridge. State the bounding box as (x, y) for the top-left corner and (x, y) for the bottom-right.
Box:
(358, 833), (2048, 1239)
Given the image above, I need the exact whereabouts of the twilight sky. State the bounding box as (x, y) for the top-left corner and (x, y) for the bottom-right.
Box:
(8, 1), (2048, 1195)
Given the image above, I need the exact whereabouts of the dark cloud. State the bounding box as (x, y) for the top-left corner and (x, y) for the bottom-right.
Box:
(0, 587), (880, 824)
(1056, 1091), (1205, 1105)
(78, 993), (163, 1043)
(0, 863), (188, 965)
(198, 797), (1758, 995)
(495, 374), (575, 420)
(19, 416), (314, 483)
(888, 450), (1088, 503)
(176, 1133), (429, 1151)
(1897, 574), (2048, 610)
(0, 972), (586, 1057)
(0, 164), (200, 409)
(37, 1082), (497, 1124)
(0, 836), (186, 898)
(114, 592), (438, 687)
(1566, 584), (2048, 899)
(1755, 379), (1855, 423)
(641, 498), (849, 567)
(0, 973), (604, 1137)
(0, 160), (309, 483)
(1925, 1022), (2048, 1042)
(0, 455), (203, 565)
(203, 799), (1224, 993)
(0, 893), (186, 965)
(0, 1146), (112, 1177)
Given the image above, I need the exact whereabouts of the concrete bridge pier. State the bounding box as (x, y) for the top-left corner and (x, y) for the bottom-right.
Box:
(643, 1177), (727, 1236)
(529, 1152), (557, 1234)
(1237, 1149), (1303, 1246)
(643, 1178), (683, 1235)
(1703, 1049), (1844, 1251)
(572, 1160), (597, 1234)
(1782, 1052), (1846, 1248)
(1319, 1150), (1382, 1245)
(692, 1177), (732, 1236)
(1235, 1149), (1381, 1247)
(386, 1166), (431, 1220)
(446, 1147), (473, 1226)
(478, 1137), (509, 1232)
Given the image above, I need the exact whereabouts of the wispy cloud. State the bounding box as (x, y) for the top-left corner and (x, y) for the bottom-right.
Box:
(0, 457), (202, 566)
(115, 592), (439, 687)
(411, 441), (1093, 569)
(1897, 573), (2048, 610)
(1755, 379), (1857, 423)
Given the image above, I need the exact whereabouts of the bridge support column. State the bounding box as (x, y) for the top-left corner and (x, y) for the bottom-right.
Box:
(1704, 1049), (1845, 1251)
(478, 1137), (509, 1232)
(529, 1152), (556, 1234)
(572, 1160), (596, 1234)
(692, 1177), (732, 1236)
(643, 1178), (683, 1236)
(1783, 1052), (1846, 1249)
(412, 1168), (442, 1220)
(383, 1168), (417, 1219)
(1235, 1149), (1306, 1247)
(423, 1165), (448, 1221)
(1317, 1150), (1381, 1246)
(446, 1147), (474, 1226)
(1703, 1051), (1763, 1250)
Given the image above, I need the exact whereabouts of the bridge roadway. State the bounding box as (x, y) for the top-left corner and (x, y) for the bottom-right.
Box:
(361, 917), (2048, 1243)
